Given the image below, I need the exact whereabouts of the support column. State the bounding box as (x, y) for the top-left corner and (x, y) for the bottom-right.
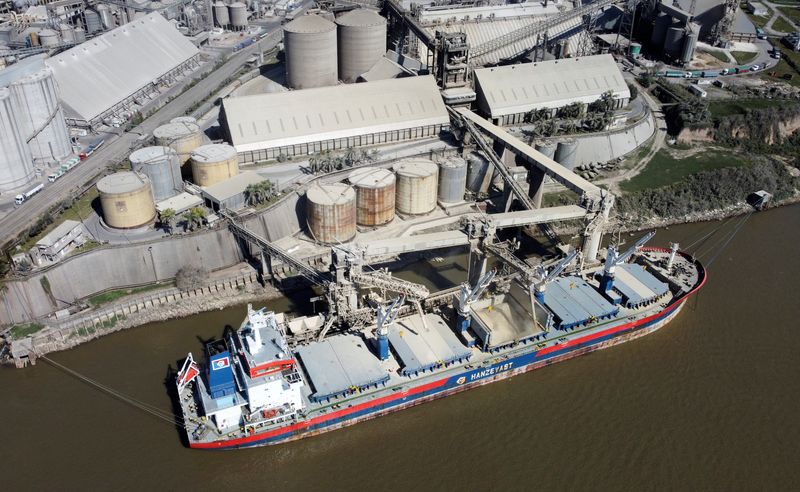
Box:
(467, 241), (488, 287)
(527, 166), (546, 209)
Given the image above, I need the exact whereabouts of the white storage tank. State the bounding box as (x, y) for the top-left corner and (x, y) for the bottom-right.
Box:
(306, 182), (357, 243)
(97, 4), (115, 29)
(153, 121), (204, 165)
(129, 146), (183, 201)
(394, 159), (438, 215)
(0, 88), (35, 192)
(348, 167), (395, 226)
(10, 68), (71, 164)
(74, 27), (86, 42)
(214, 1), (230, 27)
(59, 24), (75, 43)
(283, 14), (338, 89)
(170, 116), (197, 125)
(189, 144), (239, 186)
(98, 171), (156, 229)
(336, 9), (387, 83)
(555, 139), (579, 170)
(229, 2), (248, 29)
(84, 10), (102, 33)
(466, 152), (494, 194)
(38, 29), (59, 47)
(534, 140), (557, 160)
(437, 156), (467, 204)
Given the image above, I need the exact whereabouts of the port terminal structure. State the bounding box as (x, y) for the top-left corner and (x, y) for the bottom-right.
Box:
(223, 108), (615, 342)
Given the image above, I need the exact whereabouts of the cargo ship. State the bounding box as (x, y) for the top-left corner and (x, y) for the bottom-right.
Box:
(175, 241), (705, 450)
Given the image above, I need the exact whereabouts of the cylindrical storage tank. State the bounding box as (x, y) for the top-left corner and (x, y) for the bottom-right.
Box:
(97, 4), (114, 29)
(306, 182), (356, 243)
(214, 1), (230, 27)
(681, 28), (698, 64)
(466, 152), (493, 194)
(555, 139), (579, 170)
(153, 121), (204, 165)
(74, 27), (86, 43)
(651, 13), (670, 47)
(85, 10), (102, 34)
(170, 116), (197, 125)
(336, 9), (387, 83)
(664, 25), (684, 58)
(97, 172), (156, 229)
(394, 159), (438, 215)
(283, 15), (338, 89)
(437, 156), (467, 203)
(129, 146), (183, 201)
(629, 42), (642, 58)
(534, 140), (557, 160)
(0, 88), (35, 192)
(348, 167), (395, 226)
(38, 29), (59, 47)
(229, 2), (248, 29)
(28, 31), (39, 46)
(59, 24), (75, 43)
(10, 68), (72, 164)
(189, 144), (239, 186)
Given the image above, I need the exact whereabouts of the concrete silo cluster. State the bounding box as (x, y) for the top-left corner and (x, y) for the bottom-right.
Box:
(213, 1), (250, 31)
(305, 156), (471, 244)
(282, 9), (387, 89)
(0, 67), (71, 193)
(651, 13), (699, 65)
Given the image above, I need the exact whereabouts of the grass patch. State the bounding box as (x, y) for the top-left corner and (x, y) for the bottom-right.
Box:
(704, 48), (730, 62)
(746, 8), (773, 29)
(620, 148), (750, 192)
(773, 15), (796, 33)
(20, 188), (99, 251)
(708, 99), (798, 118)
(778, 6), (800, 25)
(760, 59), (800, 87)
(88, 283), (171, 307)
(731, 51), (758, 65)
(542, 190), (580, 207)
(10, 323), (45, 339)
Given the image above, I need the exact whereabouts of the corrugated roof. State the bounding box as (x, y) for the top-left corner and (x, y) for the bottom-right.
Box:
(221, 76), (449, 152)
(36, 220), (82, 248)
(473, 54), (630, 117)
(45, 13), (199, 122)
(202, 171), (265, 202)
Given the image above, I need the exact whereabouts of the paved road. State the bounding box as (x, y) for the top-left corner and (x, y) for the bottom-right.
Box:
(0, 28), (283, 250)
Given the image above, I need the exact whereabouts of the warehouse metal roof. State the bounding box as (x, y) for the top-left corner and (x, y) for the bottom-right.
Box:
(45, 13), (198, 122)
(295, 334), (390, 402)
(36, 220), (82, 248)
(202, 171), (266, 202)
(221, 75), (449, 153)
(473, 54), (630, 117)
(388, 314), (471, 376)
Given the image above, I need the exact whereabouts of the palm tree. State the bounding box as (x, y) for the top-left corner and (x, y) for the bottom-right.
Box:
(244, 180), (276, 206)
(183, 207), (207, 232)
(158, 208), (176, 234)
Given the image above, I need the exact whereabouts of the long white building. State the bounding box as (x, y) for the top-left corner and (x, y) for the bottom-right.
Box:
(220, 76), (450, 163)
(473, 54), (631, 125)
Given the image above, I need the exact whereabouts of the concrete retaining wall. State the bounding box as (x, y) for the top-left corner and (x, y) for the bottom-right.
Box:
(572, 109), (656, 166)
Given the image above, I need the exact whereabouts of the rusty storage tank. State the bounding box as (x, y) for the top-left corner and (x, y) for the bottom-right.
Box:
(98, 171), (156, 229)
(306, 182), (357, 243)
(394, 159), (438, 215)
(534, 140), (557, 160)
(466, 152), (494, 194)
(336, 9), (387, 83)
(555, 138), (578, 170)
(190, 144), (239, 186)
(153, 121), (204, 165)
(437, 156), (467, 203)
(229, 2), (248, 30)
(283, 14), (338, 89)
(213, 1), (230, 27)
(348, 167), (395, 226)
(129, 146), (183, 201)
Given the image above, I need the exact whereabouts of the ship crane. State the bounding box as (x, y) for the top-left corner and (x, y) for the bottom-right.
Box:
(599, 230), (656, 293)
(375, 296), (405, 361)
(532, 249), (578, 304)
(455, 268), (496, 337)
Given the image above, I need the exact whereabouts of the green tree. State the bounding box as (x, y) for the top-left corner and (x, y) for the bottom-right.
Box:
(158, 208), (176, 234)
(244, 180), (276, 206)
(183, 207), (207, 232)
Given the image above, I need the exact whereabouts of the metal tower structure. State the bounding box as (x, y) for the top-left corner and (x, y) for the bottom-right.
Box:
(615, 0), (640, 52)
(710, 0), (738, 46)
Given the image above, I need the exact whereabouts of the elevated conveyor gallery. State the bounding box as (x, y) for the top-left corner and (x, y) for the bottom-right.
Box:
(295, 335), (389, 402)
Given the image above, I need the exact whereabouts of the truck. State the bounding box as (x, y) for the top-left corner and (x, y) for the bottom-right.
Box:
(665, 70), (685, 78)
(15, 183), (44, 205)
(79, 139), (105, 160)
(688, 84), (707, 98)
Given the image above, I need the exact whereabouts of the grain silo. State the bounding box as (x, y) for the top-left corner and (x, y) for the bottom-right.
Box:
(437, 156), (467, 204)
(534, 140), (557, 160)
(84, 9), (102, 34)
(74, 27), (86, 42)
(306, 182), (357, 243)
(336, 9), (387, 83)
(153, 121), (204, 165)
(59, 24), (75, 43)
(0, 88), (35, 192)
(97, 4), (114, 29)
(348, 167), (395, 226)
(229, 2), (248, 30)
(651, 12), (670, 47)
(214, 1), (230, 27)
(98, 172), (156, 229)
(129, 146), (183, 201)
(681, 24), (699, 64)
(170, 116), (197, 125)
(466, 152), (494, 194)
(664, 24), (684, 58)
(190, 144), (239, 186)
(10, 67), (71, 164)
(283, 14), (338, 89)
(38, 29), (59, 47)
(555, 139), (578, 170)
(394, 159), (438, 215)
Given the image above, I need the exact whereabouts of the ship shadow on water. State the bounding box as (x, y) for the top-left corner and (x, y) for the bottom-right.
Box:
(163, 363), (190, 448)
